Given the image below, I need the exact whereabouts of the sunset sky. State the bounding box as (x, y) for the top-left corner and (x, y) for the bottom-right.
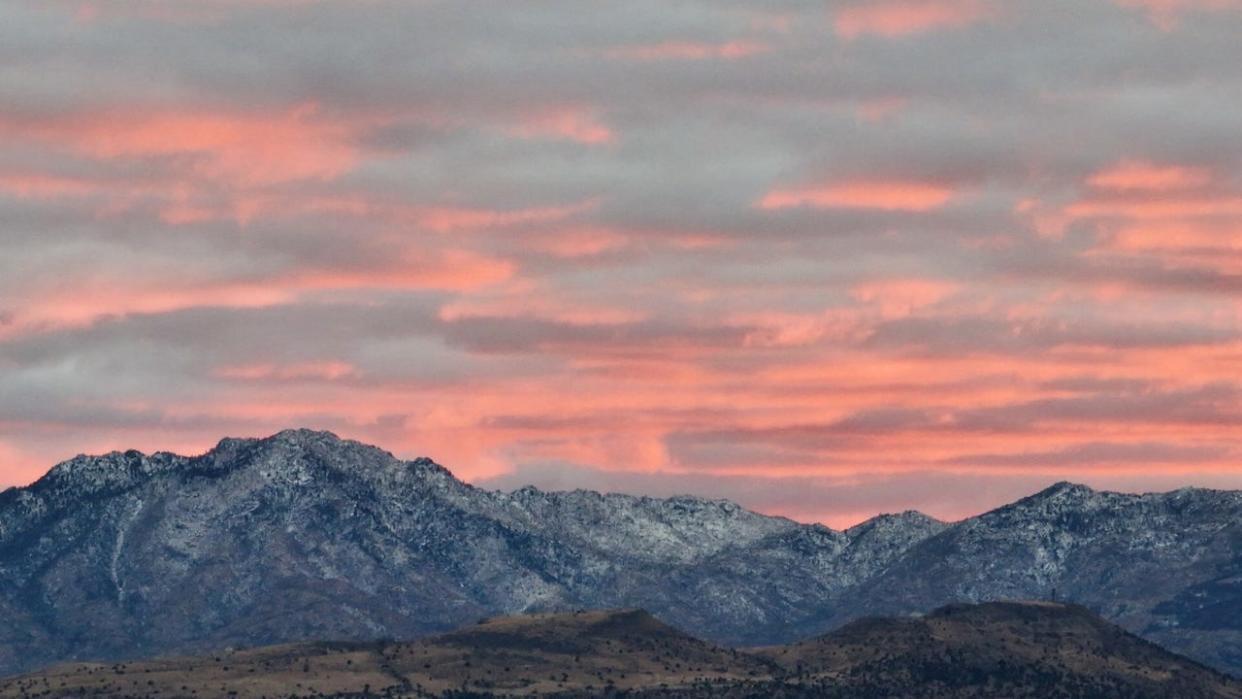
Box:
(3, 0), (1242, 526)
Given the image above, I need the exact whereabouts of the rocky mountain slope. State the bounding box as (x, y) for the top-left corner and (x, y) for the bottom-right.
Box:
(3, 602), (1237, 698)
(1, 429), (1240, 677)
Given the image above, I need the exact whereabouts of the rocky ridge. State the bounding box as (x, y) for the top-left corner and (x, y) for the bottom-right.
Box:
(1, 429), (1240, 677)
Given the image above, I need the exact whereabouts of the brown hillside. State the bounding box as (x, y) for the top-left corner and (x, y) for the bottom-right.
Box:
(1, 602), (1238, 698)
(757, 600), (1242, 698)
(0, 609), (769, 698)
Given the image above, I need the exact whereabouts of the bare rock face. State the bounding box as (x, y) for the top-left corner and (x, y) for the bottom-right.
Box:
(1, 429), (1241, 677)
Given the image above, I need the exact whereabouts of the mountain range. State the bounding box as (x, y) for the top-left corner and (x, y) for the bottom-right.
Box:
(3, 602), (1238, 698)
(1, 428), (1240, 678)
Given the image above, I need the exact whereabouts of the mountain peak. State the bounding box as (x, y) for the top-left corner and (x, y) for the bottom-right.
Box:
(1042, 480), (1095, 496)
(23, 430), (452, 508)
(212, 428), (360, 455)
(204, 428), (415, 471)
(849, 509), (941, 530)
(268, 427), (347, 446)
(191, 430), (472, 492)
(39, 448), (176, 495)
(1023, 480), (1098, 504)
(846, 509), (946, 541)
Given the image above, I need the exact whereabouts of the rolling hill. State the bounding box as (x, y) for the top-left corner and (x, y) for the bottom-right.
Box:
(2, 602), (1237, 698)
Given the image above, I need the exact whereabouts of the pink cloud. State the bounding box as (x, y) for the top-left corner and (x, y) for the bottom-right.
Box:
(604, 40), (769, 61)
(851, 278), (961, 318)
(834, 0), (993, 39)
(735, 310), (868, 348)
(759, 179), (957, 211)
(1067, 195), (1242, 219)
(439, 295), (648, 325)
(1067, 158), (1242, 284)
(0, 104), (387, 228)
(0, 173), (100, 199)
(8, 0), (1242, 528)
(1088, 160), (1212, 191)
(43, 104), (363, 187)
(510, 107), (615, 145)
(410, 200), (598, 234)
(215, 361), (358, 382)
(0, 247), (514, 339)
(1105, 221), (1242, 254)
(856, 97), (910, 122)
(522, 227), (630, 258)
(291, 248), (516, 292)
(183, 192), (597, 232)
(2, 282), (296, 338)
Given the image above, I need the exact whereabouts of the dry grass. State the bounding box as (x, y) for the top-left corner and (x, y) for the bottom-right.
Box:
(2, 603), (1238, 698)
(0, 610), (770, 698)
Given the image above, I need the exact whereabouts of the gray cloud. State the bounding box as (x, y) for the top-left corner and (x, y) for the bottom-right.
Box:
(2, 0), (1242, 521)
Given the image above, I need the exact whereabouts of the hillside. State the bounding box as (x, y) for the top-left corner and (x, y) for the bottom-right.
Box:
(2, 603), (1237, 698)
(0, 609), (770, 698)
(761, 601), (1242, 698)
(1, 429), (1241, 676)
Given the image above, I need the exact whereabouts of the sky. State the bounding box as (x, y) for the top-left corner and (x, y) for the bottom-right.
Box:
(2, 0), (1242, 526)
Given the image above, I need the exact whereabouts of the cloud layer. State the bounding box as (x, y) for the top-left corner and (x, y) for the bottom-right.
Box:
(2, 0), (1241, 526)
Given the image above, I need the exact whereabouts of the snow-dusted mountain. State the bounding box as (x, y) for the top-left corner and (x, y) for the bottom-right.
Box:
(1, 429), (1239, 676)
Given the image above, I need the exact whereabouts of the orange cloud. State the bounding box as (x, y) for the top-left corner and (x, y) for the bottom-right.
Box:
(11, 0), (1242, 530)
(834, 0), (993, 39)
(604, 40), (769, 61)
(851, 278), (961, 317)
(11, 328), (1242, 524)
(7, 282), (295, 335)
(1066, 195), (1242, 220)
(0, 173), (100, 199)
(1071, 157), (1242, 281)
(439, 295), (648, 325)
(410, 200), (597, 234)
(510, 108), (615, 145)
(759, 180), (957, 211)
(735, 310), (868, 348)
(1, 247), (513, 339)
(291, 248), (516, 293)
(216, 361), (358, 382)
(179, 191), (596, 232)
(0, 104), (380, 228)
(45, 104), (362, 187)
(1088, 160), (1212, 191)
(523, 228), (630, 258)
(1105, 222), (1242, 255)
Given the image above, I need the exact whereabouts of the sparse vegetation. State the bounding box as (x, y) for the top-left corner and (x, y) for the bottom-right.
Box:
(1, 602), (1238, 698)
